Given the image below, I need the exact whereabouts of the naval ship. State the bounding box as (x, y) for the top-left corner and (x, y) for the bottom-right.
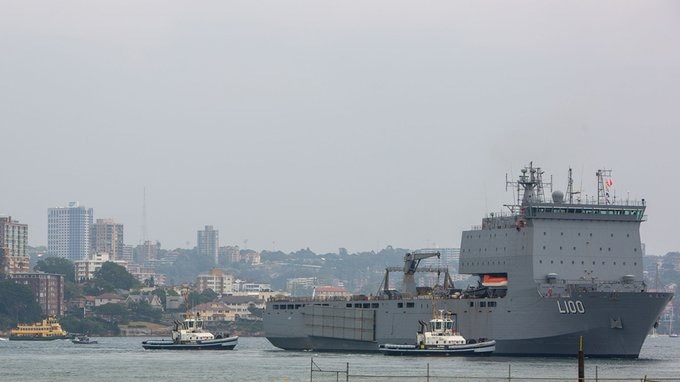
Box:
(264, 164), (673, 357)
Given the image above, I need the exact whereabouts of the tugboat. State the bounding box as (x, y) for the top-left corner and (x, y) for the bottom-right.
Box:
(142, 296), (238, 350)
(9, 317), (72, 341)
(379, 310), (495, 356)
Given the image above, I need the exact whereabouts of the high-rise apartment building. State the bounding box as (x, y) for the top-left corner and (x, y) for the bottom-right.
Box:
(197, 225), (219, 264)
(48, 202), (93, 262)
(0, 216), (29, 276)
(0, 216), (28, 257)
(91, 218), (124, 260)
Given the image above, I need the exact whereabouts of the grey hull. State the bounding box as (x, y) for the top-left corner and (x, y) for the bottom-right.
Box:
(264, 291), (672, 357)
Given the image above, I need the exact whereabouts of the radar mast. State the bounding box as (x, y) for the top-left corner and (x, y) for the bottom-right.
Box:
(505, 162), (552, 214)
(566, 168), (581, 204)
(596, 169), (614, 205)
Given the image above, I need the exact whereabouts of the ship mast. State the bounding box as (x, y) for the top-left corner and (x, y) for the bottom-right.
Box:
(596, 169), (614, 205)
(566, 168), (581, 204)
(505, 162), (552, 214)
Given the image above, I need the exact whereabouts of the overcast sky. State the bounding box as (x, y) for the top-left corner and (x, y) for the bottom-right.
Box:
(1, 1), (679, 255)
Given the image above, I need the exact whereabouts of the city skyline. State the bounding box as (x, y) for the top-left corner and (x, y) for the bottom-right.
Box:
(1, 2), (679, 255)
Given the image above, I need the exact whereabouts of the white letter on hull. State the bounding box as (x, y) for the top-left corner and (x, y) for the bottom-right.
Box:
(557, 300), (567, 313)
(557, 300), (585, 314)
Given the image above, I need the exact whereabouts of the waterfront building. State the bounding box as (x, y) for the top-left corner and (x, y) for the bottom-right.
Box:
(191, 301), (233, 321)
(197, 225), (219, 265)
(0, 216), (30, 276)
(74, 253), (128, 281)
(91, 219), (124, 260)
(10, 272), (65, 316)
(196, 267), (234, 295)
(47, 202), (93, 261)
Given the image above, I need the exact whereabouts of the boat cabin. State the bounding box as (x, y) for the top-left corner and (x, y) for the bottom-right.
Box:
(417, 311), (467, 346)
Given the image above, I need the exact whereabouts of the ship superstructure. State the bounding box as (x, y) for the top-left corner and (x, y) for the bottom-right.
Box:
(263, 164), (672, 357)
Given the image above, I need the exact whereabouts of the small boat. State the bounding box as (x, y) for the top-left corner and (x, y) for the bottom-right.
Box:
(72, 335), (98, 344)
(379, 310), (495, 356)
(142, 313), (238, 350)
(9, 317), (72, 341)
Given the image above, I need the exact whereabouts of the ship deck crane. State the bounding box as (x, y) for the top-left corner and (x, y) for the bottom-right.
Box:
(379, 250), (454, 297)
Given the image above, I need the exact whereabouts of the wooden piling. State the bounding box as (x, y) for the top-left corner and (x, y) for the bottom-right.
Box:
(578, 336), (585, 382)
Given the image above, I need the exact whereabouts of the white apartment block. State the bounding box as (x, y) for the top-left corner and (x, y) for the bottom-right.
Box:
(74, 252), (128, 281)
(48, 202), (93, 261)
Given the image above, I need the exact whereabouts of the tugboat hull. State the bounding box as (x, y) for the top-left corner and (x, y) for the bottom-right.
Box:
(379, 340), (496, 356)
(142, 336), (238, 350)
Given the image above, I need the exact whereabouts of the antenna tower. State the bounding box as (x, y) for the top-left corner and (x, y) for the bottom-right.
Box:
(596, 169), (614, 205)
(566, 168), (581, 204)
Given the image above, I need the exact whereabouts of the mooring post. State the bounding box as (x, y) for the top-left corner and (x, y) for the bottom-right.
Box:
(427, 363), (430, 382)
(346, 362), (349, 382)
(578, 336), (585, 382)
(310, 357), (313, 382)
(508, 364), (511, 382)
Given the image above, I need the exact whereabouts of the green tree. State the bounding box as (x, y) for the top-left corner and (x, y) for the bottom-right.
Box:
(64, 282), (82, 301)
(128, 301), (162, 322)
(60, 315), (120, 336)
(94, 262), (140, 291)
(0, 280), (43, 328)
(34, 257), (75, 282)
(94, 303), (128, 323)
(187, 289), (218, 307)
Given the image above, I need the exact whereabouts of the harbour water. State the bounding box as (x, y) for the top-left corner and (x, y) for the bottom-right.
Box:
(1, 336), (679, 381)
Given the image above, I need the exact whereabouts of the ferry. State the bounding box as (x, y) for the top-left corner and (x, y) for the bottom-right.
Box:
(9, 317), (72, 341)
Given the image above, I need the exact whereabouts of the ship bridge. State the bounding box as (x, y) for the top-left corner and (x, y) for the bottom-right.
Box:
(460, 164), (649, 293)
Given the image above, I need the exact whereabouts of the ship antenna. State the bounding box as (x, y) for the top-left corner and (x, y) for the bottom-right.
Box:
(596, 168), (613, 205)
(567, 167), (581, 204)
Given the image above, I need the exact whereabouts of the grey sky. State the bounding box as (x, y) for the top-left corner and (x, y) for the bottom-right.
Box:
(1, 1), (679, 255)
